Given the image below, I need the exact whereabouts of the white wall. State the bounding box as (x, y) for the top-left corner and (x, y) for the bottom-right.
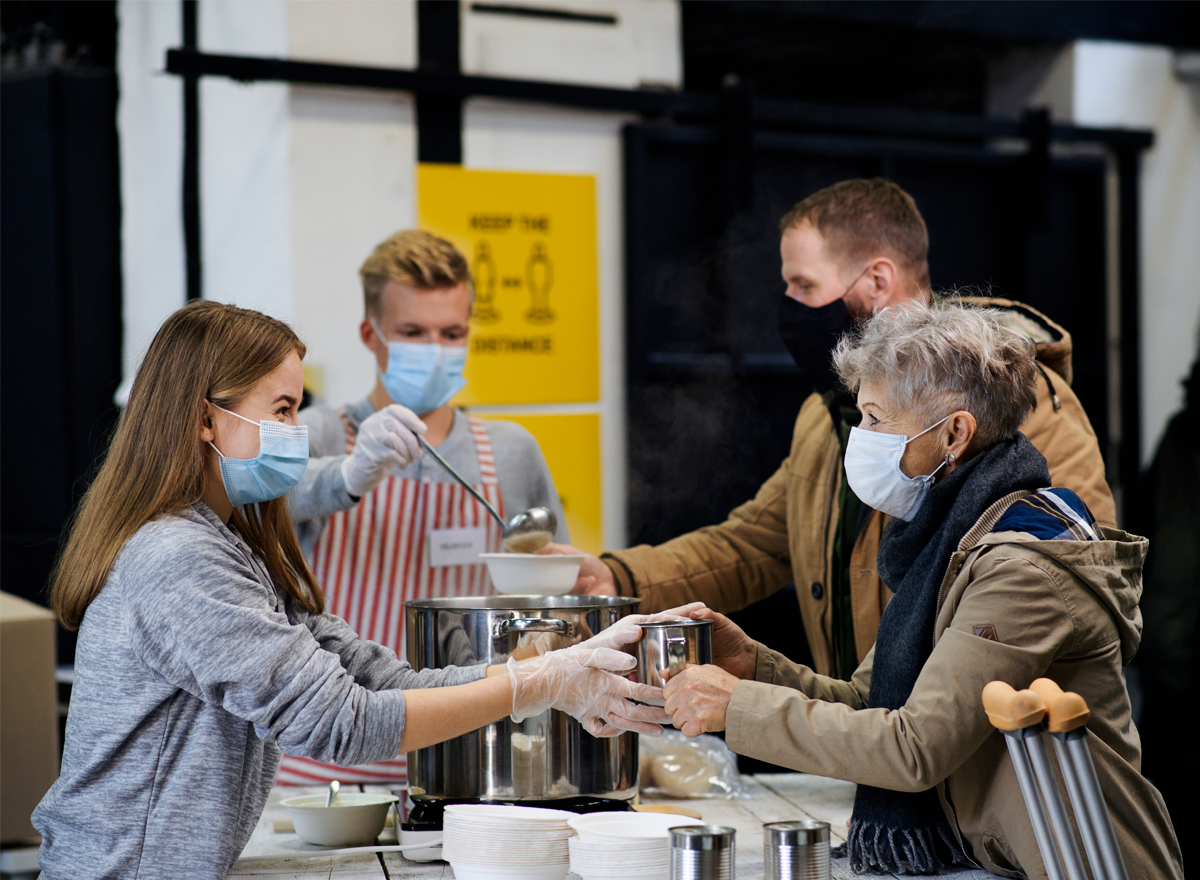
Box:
(1070, 42), (1200, 466)
(286, 0), (418, 409)
(200, 0), (293, 321)
(116, 0), (185, 395)
(116, 0), (297, 390)
(989, 40), (1200, 467)
(461, 0), (680, 89)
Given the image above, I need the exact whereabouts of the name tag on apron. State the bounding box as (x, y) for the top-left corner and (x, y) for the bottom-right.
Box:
(427, 526), (489, 568)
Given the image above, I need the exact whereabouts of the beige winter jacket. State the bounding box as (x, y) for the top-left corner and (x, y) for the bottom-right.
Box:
(723, 494), (1182, 879)
(604, 298), (1117, 677)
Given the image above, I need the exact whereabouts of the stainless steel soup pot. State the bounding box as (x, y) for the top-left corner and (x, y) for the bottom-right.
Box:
(405, 595), (641, 802)
(633, 618), (713, 688)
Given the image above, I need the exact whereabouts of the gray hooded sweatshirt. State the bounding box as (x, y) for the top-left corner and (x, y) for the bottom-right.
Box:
(32, 503), (484, 880)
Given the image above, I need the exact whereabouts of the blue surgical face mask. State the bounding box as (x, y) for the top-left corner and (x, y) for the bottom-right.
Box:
(843, 414), (953, 522)
(208, 404), (309, 507)
(371, 319), (467, 414)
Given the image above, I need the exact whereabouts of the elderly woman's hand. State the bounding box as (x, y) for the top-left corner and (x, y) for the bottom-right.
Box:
(663, 664), (741, 737)
(674, 606), (758, 680)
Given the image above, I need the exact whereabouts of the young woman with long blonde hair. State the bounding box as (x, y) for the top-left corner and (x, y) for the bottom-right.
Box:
(33, 301), (675, 879)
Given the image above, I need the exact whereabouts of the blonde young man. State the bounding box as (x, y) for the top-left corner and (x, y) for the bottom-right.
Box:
(284, 230), (568, 785)
(551, 178), (1114, 681)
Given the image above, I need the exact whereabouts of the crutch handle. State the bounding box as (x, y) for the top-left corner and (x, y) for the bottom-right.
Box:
(983, 681), (1047, 731)
(1030, 678), (1091, 733)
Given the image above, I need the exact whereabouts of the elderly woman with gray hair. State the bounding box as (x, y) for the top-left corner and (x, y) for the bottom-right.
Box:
(662, 304), (1181, 878)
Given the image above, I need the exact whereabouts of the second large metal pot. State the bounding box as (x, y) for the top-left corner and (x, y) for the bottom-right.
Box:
(405, 595), (641, 803)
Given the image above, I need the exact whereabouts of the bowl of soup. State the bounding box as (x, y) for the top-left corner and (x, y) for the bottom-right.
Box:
(281, 793), (399, 846)
(480, 553), (585, 595)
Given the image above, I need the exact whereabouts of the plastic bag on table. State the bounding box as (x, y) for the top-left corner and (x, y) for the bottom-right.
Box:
(638, 729), (748, 799)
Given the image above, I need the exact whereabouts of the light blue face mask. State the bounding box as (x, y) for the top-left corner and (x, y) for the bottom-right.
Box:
(371, 319), (467, 414)
(843, 414), (953, 522)
(208, 404), (309, 507)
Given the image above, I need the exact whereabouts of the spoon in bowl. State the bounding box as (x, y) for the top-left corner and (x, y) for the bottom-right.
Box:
(416, 435), (558, 552)
(326, 780), (340, 808)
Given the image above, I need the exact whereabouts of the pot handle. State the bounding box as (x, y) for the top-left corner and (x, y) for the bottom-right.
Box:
(666, 633), (688, 679)
(495, 617), (572, 637)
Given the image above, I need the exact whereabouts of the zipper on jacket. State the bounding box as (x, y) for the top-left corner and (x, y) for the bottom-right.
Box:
(940, 780), (983, 870)
(931, 554), (958, 651)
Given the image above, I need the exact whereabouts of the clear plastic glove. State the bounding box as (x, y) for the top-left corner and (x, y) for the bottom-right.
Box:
(340, 404), (426, 496)
(519, 602), (708, 657)
(508, 646), (672, 738)
(575, 603), (709, 652)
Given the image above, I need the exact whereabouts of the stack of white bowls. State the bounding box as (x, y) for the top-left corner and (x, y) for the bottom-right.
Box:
(443, 804), (575, 880)
(567, 813), (706, 880)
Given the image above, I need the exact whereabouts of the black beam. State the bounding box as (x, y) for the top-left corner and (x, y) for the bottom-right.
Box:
(1116, 146), (1143, 528)
(416, 0), (462, 164)
(164, 48), (1153, 153)
(697, 1), (1200, 52)
(164, 48), (717, 117)
(181, 0), (201, 300)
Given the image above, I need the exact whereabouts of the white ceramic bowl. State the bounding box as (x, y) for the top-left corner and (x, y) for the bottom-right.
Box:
(281, 793), (399, 846)
(480, 554), (585, 596)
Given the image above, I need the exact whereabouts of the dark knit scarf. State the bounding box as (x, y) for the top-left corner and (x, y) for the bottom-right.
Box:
(842, 433), (1051, 874)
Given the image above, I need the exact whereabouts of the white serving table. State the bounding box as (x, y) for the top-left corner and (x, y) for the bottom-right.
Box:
(230, 775), (994, 879)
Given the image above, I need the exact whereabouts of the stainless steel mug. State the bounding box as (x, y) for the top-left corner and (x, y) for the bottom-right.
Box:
(669, 825), (736, 880)
(763, 820), (830, 880)
(634, 619), (713, 688)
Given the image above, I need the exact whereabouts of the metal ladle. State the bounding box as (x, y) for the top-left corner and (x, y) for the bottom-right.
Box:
(417, 435), (558, 553)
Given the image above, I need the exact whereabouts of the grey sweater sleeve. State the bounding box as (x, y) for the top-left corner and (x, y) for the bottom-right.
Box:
(289, 405), (356, 526)
(120, 517), (428, 766)
(296, 609), (487, 691)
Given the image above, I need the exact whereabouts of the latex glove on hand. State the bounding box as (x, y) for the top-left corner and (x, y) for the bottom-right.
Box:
(517, 601), (708, 658)
(340, 404), (426, 497)
(663, 664), (741, 738)
(508, 646), (671, 737)
(575, 603), (709, 653)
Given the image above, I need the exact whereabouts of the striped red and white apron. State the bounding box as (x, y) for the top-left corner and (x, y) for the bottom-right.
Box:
(276, 411), (503, 786)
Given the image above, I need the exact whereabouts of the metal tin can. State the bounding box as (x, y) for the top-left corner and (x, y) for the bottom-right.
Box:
(763, 819), (830, 880)
(669, 825), (736, 880)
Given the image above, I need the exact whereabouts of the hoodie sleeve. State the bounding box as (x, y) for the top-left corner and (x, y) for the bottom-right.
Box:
(120, 520), (410, 766)
(295, 608), (487, 692)
(724, 548), (1082, 791)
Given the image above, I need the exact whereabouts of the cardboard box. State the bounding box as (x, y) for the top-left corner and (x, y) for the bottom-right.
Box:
(0, 592), (59, 843)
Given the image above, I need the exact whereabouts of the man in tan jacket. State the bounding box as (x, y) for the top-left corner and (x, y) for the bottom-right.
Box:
(552, 178), (1115, 679)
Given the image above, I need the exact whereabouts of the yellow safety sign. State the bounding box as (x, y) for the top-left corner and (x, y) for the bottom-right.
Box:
(417, 164), (599, 406)
(489, 412), (603, 555)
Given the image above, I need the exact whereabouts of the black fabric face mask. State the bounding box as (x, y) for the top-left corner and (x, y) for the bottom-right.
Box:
(778, 295), (856, 395)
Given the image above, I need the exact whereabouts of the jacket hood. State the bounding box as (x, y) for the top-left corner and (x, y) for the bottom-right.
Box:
(976, 526), (1147, 665)
(945, 295), (1075, 385)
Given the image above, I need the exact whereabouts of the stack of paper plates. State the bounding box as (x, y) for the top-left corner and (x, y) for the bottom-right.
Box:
(443, 804), (576, 880)
(566, 813), (706, 880)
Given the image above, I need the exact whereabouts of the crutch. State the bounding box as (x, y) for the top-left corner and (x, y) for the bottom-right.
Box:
(982, 681), (1089, 880)
(1029, 678), (1130, 880)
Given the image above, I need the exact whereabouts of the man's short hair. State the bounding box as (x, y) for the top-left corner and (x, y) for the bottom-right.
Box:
(359, 229), (472, 316)
(779, 178), (930, 289)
